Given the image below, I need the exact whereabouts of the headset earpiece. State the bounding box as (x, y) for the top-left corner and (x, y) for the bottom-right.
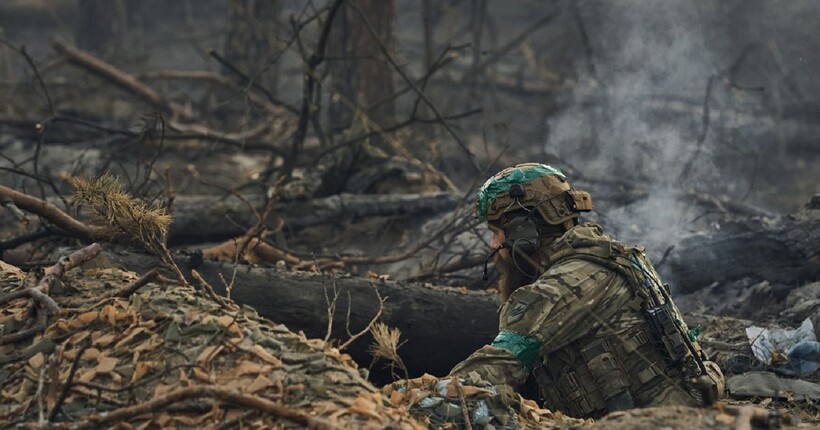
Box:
(505, 214), (541, 259)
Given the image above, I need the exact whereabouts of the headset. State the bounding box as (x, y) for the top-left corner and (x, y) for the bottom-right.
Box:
(482, 184), (543, 280)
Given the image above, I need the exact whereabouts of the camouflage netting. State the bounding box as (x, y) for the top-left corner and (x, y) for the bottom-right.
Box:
(384, 373), (588, 429)
(0, 261), (421, 429)
(0, 257), (595, 429)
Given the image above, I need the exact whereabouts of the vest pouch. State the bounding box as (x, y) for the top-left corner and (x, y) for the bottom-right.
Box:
(557, 370), (596, 417)
(580, 339), (635, 412)
(644, 304), (690, 366)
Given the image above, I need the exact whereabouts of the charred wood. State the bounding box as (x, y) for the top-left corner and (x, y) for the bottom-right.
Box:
(100, 249), (499, 379)
(166, 192), (459, 245)
(664, 204), (819, 293)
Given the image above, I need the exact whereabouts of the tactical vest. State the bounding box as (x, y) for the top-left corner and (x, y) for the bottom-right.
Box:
(531, 226), (711, 418)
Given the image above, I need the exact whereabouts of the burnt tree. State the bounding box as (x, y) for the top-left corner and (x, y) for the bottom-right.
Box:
(327, 0), (397, 138)
(75, 0), (128, 56)
(223, 0), (282, 91)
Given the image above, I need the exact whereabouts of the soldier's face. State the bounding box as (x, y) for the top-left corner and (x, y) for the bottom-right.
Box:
(489, 222), (540, 302)
(488, 224), (510, 261)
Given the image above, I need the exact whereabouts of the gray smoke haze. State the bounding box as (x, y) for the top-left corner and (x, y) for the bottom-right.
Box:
(546, 0), (820, 255)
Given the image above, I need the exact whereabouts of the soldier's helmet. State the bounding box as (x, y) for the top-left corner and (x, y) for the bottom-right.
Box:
(476, 163), (593, 229)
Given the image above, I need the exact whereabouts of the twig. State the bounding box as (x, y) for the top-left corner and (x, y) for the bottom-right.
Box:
(191, 269), (237, 311)
(654, 245), (676, 269)
(282, 0), (345, 180)
(139, 69), (287, 114)
(452, 376), (474, 430)
(47, 344), (89, 422)
(338, 283), (385, 351)
(163, 166), (175, 215)
(403, 254), (486, 282)
(39, 243), (103, 295)
(678, 74), (717, 181)
(235, 177), (285, 261)
(322, 277), (341, 343)
(49, 114), (281, 152)
(0, 243), (102, 345)
(115, 268), (159, 298)
(36, 351), (52, 425)
(166, 120), (271, 147)
(156, 242), (191, 289)
(313, 108), (482, 161)
(0, 288), (59, 314)
(47, 386), (336, 430)
(52, 42), (276, 151)
(132, 112), (166, 198)
(71, 364), (210, 396)
(53, 40), (170, 112)
(472, 11), (558, 81)
(0, 40), (55, 115)
(2, 199), (30, 224)
(207, 50), (298, 114)
(218, 239), (241, 301)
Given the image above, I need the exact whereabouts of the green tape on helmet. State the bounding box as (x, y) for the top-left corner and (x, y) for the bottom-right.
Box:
(476, 164), (565, 221)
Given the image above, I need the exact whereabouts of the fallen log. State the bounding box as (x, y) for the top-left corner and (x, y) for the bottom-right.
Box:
(0, 190), (459, 248)
(664, 203), (820, 294)
(100, 249), (500, 379)
(167, 191), (459, 244)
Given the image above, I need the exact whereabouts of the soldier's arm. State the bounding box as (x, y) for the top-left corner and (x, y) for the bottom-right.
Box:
(448, 344), (530, 386)
(449, 260), (625, 385)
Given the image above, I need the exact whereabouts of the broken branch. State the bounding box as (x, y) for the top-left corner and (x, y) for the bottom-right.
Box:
(0, 184), (100, 240)
(47, 386), (335, 430)
(0, 243), (102, 345)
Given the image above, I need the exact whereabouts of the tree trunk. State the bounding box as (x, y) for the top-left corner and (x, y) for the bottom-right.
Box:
(75, 0), (128, 56)
(327, 0), (396, 140)
(223, 0), (281, 92)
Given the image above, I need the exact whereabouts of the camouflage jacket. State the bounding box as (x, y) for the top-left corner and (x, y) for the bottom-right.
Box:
(449, 223), (723, 418)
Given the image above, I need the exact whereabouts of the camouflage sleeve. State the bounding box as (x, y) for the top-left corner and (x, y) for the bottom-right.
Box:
(447, 344), (530, 386)
(501, 259), (626, 355)
(449, 259), (626, 386)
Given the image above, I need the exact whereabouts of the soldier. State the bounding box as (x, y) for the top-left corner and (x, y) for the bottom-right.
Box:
(449, 163), (724, 419)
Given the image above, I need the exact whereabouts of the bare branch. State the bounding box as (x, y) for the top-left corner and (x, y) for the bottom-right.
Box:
(282, 0), (345, 180)
(338, 283), (385, 351)
(47, 386), (336, 430)
(53, 39), (170, 112)
(0, 184), (100, 240)
(0, 243), (102, 345)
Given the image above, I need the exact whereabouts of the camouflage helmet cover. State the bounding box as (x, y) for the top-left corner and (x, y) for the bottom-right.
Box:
(476, 163), (593, 226)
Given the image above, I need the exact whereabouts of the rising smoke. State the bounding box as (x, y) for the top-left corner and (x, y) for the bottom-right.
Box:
(546, 0), (819, 254)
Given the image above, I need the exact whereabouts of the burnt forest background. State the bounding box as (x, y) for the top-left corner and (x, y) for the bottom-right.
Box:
(1, 0), (819, 382)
